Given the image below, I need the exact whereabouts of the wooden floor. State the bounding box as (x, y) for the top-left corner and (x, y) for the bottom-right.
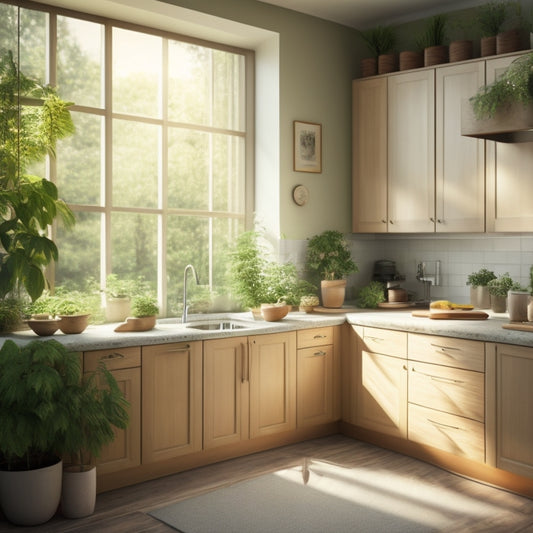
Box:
(1, 435), (533, 532)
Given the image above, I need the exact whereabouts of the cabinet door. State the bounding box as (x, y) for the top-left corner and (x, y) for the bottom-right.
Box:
(388, 69), (435, 232)
(352, 77), (388, 233)
(297, 344), (334, 427)
(486, 53), (533, 232)
(355, 337), (408, 438)
(142, 342), (202, 463)
(436, 62), (485, 232)
(492, 343), (533, 478)
(204, 337), (249, 449)
(249, 332), (296, 439)
(95, 367), (141, 474)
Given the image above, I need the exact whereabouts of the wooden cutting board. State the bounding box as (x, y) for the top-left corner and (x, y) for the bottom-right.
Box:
(412, 310), (489, 320)
(502, 322), (533, 332)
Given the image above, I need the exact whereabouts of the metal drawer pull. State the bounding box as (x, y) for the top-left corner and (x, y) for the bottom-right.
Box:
(313, 350), (327, 357)
(366, 336), (384, 342)
(427, 418), (461, 430)
(430, 343), (460, 353)
(101, 352), (125, 360)
(166, 344), (191, 352)
(313, 334), (327, 339)
(411, 367), (464, 384)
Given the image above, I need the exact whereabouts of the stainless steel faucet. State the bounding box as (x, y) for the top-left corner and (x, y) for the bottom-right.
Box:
(182, 264), (200, 324)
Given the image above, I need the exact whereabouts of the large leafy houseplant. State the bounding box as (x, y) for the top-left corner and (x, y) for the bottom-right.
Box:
(0, 50), (75, 302)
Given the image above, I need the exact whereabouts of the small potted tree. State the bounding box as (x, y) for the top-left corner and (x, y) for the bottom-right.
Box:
(306, 230), (358, 309)
(466, 268), (496, 309)
(61, 361), (129, 518)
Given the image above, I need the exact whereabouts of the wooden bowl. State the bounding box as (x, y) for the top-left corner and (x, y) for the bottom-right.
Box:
(27, 319), (60, 336)
(57, 314), (90, 334)
(261, 304), (290, 322)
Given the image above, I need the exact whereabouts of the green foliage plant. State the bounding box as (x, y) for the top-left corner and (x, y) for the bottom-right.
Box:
(0, 339), (80, 471)
(131, 294), (159, 317)
(0, 297), (24, 332)
(0, 51), (76, 301)
(360, 26), (396, 57)
(357, 281), (386, 308)
(487, 272), (521, 296)
(466, 268), (497, 288)
(470, 53), (533, 119)
(29, 288), (91, 317)
(104, 274), (150, 299)
(262, 262), (316, 306)
(477, 1), (509, 36)
(306, 230), (358, 282)
(63, 361), (129, 470)
(416, 14), (447, 50)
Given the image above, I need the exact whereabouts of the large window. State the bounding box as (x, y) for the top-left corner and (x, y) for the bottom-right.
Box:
(1, 2), (251, 316)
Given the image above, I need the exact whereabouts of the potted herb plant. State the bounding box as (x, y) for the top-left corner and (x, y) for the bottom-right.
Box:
(306, 230), (358, 309)
(357, 281), (387, 308)
(0, 340), (80, 525)
(103, 274), (147, 322)
(0, 50), (75, 302)
(360, 25), (397, 76)
(487, 272), (520, 312)
(0, 297), (24, 333)
(114, 293), (159, 332)
(466, 268), (497, 309)
(61, 360), (129, 518)
(477, 0), (509, 56)
(416, 14), (448, 66)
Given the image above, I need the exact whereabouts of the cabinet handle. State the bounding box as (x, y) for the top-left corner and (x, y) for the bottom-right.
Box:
(312, 350), (327, 357)
(366, 336), (385, 343)
(427, 418), (461, 431)
(241, 343), (249, 383)
(381, 219), (387, 224)
(313, 334), (327, 339)
(411, 366), (463, 384)
(430, 343), (460, 354)
(389, 220), (394, 224)
(430, 217), (435, 223)
(166, 344), (191, 353)
(437, 219), (442, 224)
(100, 352), (125, 360)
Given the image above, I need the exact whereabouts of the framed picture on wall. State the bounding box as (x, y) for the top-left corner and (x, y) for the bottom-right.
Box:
(293, 120), (322, 173)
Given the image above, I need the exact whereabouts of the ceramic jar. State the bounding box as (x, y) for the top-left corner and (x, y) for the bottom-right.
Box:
(507, 291), (529, 322)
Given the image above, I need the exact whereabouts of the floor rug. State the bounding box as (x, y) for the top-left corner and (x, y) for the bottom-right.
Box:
(148, 459), (504, 533)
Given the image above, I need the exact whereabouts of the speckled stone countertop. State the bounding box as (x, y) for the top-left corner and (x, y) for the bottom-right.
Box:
(346, 309), (533, 348)
(1, 312), (346, 352)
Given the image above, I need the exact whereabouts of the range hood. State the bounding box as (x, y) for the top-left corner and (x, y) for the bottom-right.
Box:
(461, 99), (533, 143)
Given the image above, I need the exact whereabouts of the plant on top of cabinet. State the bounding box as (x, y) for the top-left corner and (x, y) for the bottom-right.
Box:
(416, 14), (448, 66)
(469, 52), (533, 119)
(306, 230), (358, 308)
(360, 25), (397, 75)
(477, 0), (509, 56)
(0, 51), (75, 302)
(467, 268), (496, 309)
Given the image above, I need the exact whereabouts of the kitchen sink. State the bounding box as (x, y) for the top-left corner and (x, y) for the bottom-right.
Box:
(185, 319), (252, 331)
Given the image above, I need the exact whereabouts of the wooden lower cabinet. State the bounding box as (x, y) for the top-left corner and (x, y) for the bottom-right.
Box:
(142, 342), (202, 463)
(203, 337), (249, 449)
(249, 332), (296, 439)
(488, 343), (533, 478)
(83, 347), (141, 475)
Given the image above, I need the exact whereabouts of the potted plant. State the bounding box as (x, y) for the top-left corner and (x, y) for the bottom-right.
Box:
(357, 281), (387, 308)
(0, 339), (80, 525)
(466, 268), (497, 309)
(0, 297), (24, 333)
(416, 14), (448, 66)
(487, 272), (520, 312)
(477, 1), (509, 56)
(0, 50), (75, 302)
(114, 293), (159, 332)
(299, 294), (319, 313)
(360, 25), (397, 76)
(60, 360), (129, 518)
(103, 274), (148, 322)
(306, 230), (358, 308)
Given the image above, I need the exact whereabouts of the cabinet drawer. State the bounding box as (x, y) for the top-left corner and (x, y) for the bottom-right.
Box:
(408, 361), (484, 422)
(408, 403), (485, 463)
(362, 327), (407, 358)
(408, 333), (484, 372)
(84, 346), (141, 372)
(297, 327), (333, 348)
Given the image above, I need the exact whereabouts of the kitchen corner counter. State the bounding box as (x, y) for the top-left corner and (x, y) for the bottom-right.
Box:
(1, 312), (346, 352)
(346, 309), (533, 347)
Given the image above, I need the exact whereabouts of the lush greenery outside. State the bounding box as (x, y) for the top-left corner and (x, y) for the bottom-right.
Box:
(0, 2), (249, 317)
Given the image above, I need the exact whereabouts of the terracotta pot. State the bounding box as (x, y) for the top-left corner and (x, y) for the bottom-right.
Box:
(61, 465), (97, 519)
(424, 45), (448, 66)
(469, 286), (491, 309)
(321, 279), (347, 309)
(57, 314), (90, 334)
(27, 318), (60, 336)
(378, 53), (398, 74)
(399, 50), (423, 71)
(260, 303), (290, 322)
(480, 35), (496, 57)
(0, 458), (62, 526)
(360, 57), (377, 78)
(449, 40), (473, 62)
(114, 315), (156, 332)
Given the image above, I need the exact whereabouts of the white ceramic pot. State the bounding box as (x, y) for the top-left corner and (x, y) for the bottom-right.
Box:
(0, 458), (62, 526)
(507, 291), (529, 322)
(61, 465), (97, 519)
(105, 296), (131, 322)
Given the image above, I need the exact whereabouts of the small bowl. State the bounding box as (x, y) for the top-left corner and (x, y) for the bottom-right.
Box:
(27, 319), (60, 336)
(261, 304), (290, 322)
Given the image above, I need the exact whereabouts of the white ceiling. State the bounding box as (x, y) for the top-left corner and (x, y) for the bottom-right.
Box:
(259, 0), (492, 29)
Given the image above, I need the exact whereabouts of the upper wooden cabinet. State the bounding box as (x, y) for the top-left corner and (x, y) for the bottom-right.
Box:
(436, 62), (485, 232)
(485, 54), (533, 232)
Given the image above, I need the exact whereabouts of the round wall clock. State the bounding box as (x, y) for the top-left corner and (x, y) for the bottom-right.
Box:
(292, 185), (309, 206)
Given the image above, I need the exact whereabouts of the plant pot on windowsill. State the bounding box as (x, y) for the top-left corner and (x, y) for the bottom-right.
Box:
(57, 314), (90, 334)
